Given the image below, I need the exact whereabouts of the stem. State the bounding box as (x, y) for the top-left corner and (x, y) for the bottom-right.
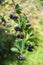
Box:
(20, 51), (23, 56)
(12, 0), (15, 7)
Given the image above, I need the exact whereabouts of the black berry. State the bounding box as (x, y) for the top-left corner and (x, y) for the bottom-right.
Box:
(26, 24), (31, 27)
(17, 34), (24, 39)
(9, 12), (14, 19)
(27, 44), (34, 52)
(13, 16), (18, 19)
(14, 26), (22, 32)
(9, 12), (19, 19)
(17, 56), (26, 60)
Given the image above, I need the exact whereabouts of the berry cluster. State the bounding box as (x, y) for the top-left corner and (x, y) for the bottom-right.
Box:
(14, 26), (22, 32)
(9, 12), (19, 20)
(16, 34), (24, 39)
(0, 8), (34, 61)
(27, 44), (34, 52)
(26, 24), (31, 28)
(9, 11), (33, 60)
(25, 44), (34, 52)
(17, 56), (26, 60)
(0, 0), (39, 62)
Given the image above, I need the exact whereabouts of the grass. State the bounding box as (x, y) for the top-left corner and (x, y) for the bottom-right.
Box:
(2, 44), (43, 65)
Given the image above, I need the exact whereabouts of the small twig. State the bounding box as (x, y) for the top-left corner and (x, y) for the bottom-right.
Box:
(12, 0), (15, 8)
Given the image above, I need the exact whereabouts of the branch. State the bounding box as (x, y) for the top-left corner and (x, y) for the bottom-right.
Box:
(12, 0), (15, 7)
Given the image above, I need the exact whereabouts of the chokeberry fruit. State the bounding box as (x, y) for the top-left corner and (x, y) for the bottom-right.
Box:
(14, 26), (22, 32)
(17, 34), (24, 39)
(26, 24), (31, 27)
(17, 56), (26, 60)
(13, 16), (19, 19)
(9, 12), (14, 19)
(9, 12), (19, 19)
(27, 44), (34, 52)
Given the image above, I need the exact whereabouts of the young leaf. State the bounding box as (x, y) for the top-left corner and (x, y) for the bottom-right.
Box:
(11, 47), (19, 53)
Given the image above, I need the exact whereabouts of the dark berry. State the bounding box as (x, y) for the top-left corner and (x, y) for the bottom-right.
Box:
(9, 12), (19, 19)
(9, 12), (14, 19)
(17, 56), (26, 60)
(17, 34), (24, 39)
(29, 45), (34, 48)
(14, 26), (22, 32)
(26, 24), (31, 27)
(13, 16), (18, 19)
(28, 47), (33, 52)
(28, 45), (34, 52)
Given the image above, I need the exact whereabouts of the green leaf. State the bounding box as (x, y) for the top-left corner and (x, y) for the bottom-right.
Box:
(15, 4), (22, 11)
(15, 4), (22, 14)
(14, 39), (20, 49)
(11, 47), (19, 53)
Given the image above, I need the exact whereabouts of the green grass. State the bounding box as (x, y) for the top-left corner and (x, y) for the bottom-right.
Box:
(3, 43), (43, 65)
